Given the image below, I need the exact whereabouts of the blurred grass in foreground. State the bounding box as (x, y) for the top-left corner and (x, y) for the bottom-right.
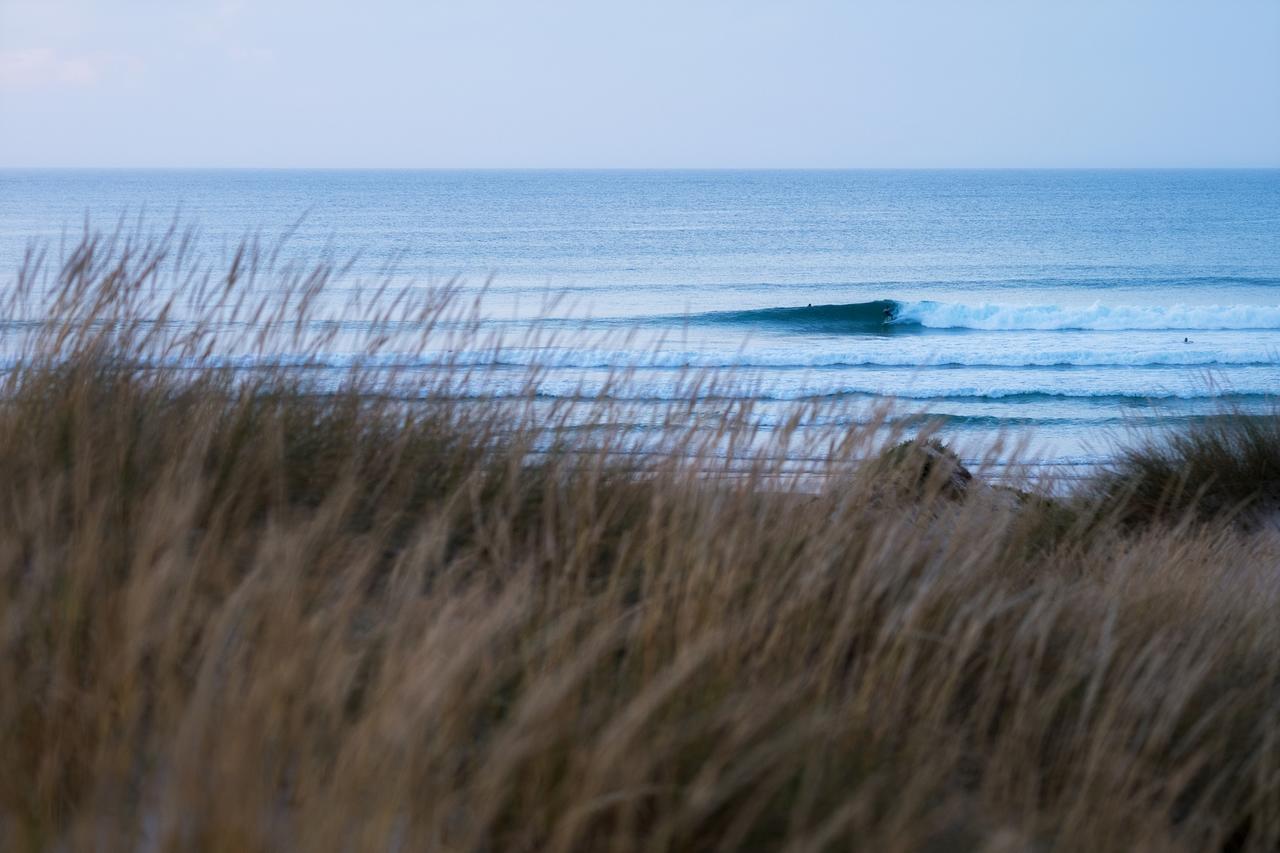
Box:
(4, 226), (1280, 852)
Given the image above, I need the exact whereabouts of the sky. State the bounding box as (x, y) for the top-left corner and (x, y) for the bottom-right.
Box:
(0, 0), (1277, 168)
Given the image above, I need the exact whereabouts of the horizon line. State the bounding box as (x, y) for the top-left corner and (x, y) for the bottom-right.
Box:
(3, 165), (1279, 172)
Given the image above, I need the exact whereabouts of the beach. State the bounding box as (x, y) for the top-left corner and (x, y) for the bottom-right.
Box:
(2, 227), (1280, 849)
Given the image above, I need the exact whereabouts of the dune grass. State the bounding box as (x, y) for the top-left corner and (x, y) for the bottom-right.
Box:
(3, 228), (1280, 851)
(1096, 412), (1280, 529)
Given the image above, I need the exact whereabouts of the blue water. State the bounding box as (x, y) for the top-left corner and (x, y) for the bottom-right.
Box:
(2, 169), (1279, 467)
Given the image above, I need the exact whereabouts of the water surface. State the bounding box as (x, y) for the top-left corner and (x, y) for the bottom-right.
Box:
(2, 169), (1278, 468)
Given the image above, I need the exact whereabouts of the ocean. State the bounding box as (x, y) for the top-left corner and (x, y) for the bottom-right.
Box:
(2, 169), (1279, 472)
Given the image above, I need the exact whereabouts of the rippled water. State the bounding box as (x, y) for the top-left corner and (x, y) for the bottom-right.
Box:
(2, 169), (1278, 466)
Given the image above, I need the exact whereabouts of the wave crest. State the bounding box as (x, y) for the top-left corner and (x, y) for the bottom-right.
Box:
(899, 300), (1280, 331)
(700, 300), (1280, 333)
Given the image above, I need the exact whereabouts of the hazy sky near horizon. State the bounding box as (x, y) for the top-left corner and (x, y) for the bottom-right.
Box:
(1, 0), (1277, 168)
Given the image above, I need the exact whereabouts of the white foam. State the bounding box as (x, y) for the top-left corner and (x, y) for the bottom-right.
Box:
(895, 301), (1280, 331)
(371, 344), (1280, 370)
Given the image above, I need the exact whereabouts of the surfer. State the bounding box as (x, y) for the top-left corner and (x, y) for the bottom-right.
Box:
(1184, 337), (1192, 343)
(882, 306), (894, 322)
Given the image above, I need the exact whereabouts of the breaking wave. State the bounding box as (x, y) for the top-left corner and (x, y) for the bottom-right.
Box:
(697, 300), (1280, 333)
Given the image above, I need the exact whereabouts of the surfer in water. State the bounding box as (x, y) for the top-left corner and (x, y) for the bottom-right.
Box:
(882, 305), (895, 323)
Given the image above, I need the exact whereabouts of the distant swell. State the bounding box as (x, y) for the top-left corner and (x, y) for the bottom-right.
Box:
(698, 300), (1280, 333)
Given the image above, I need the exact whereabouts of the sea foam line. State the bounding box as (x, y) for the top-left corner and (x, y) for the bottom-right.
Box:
(897, 300), (1280, 331)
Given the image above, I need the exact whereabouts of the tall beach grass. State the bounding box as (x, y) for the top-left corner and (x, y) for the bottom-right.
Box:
(3, 226), (1280, 851)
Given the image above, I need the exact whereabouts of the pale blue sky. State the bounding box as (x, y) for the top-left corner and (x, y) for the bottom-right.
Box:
(1, 0), (1277, 168)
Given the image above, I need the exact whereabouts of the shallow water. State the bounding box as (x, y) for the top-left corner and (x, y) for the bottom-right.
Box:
(2, 168), (1278, 466)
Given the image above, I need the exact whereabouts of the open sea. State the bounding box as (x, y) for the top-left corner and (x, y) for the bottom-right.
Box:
(2, 169), (1279, 472)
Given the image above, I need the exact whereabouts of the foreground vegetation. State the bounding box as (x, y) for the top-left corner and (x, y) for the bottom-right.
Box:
(4, 230), (1280, 851)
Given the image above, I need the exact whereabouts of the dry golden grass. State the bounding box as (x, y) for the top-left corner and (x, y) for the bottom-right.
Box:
(3, 228), (1280, 851)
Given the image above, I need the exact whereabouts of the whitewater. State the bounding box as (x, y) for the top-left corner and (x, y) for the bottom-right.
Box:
(1, 168), (1278, 467)
(896, 300), (1280, 332)
(698, 300), (1280, 333)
